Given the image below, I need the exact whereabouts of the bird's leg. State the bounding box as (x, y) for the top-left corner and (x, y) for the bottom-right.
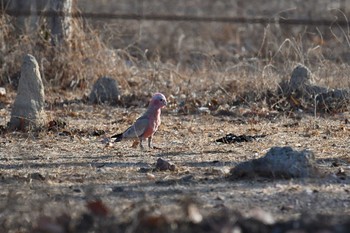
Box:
(148, 137), (161, 149)
(139, 138), (144, 150)
(148, 137), (153, 149)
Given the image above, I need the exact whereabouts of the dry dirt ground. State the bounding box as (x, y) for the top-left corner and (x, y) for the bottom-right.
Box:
(1, 102), (350, 232)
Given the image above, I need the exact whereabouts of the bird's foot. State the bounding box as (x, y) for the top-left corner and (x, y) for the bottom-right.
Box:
(149, 145), (161, 150)
(131, 140), (139, 148)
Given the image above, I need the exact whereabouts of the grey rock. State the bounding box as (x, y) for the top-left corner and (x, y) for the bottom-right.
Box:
(280, 65), (327, 97)
(286, 65), (322, 95)
(285, 65), (350, 100)
(155, 158), (176, 171)
(277, 65), (350, 112)
(230, 146), (318, 179)
(289, 65), (311, 92)
(89, 76), (119, 104)
(9, 54), (46, 130)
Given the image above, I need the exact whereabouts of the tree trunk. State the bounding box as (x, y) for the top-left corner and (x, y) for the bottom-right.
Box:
(8, 0), (49, 35)
(10, 0), (33, 34)
(48, 0), (73, 46)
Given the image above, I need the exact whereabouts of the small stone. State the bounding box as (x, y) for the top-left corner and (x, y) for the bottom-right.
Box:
(112, 186), (124, 192)
(27, 172), (45, 181)
(0, 87), (6, 97)
(245, 208), (275, 225)
(180, 175), (194, 182)
(187, 203), (203, 223)
(146, 173), (156, 180)
(169, 164), (176, 171)
(139, 167), (152, 173)
(155, 158), (175, 171)
(198, 107), (210, 114)
(73, 188), (82, 193)
(9, 54), (46, 130)
(89, 76), (119, 105)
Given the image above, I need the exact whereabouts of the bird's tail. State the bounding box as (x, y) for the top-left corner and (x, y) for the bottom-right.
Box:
(111, 133), (123, 142)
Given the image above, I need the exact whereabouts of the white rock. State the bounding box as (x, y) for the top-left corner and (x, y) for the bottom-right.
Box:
(0, 87), (6, 97)
(9, 54), (46, 130)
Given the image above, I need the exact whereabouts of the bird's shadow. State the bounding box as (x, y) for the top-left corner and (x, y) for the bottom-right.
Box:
(155, 149), (236, 157)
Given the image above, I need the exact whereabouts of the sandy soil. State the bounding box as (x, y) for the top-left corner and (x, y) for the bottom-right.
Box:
(0, 102), (350, 232)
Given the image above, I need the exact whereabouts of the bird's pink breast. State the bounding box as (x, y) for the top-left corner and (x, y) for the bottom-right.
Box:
(142, 126), (155, 139)
(142, 109), (161, 139)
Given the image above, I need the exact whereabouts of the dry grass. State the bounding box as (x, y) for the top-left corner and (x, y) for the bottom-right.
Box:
(1, 0), (350, 106)
(1, 1), (350, 232)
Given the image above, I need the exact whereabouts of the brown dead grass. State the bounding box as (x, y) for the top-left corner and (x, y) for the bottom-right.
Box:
(2, 1), (350, 106)
(1, 1), (350, 232)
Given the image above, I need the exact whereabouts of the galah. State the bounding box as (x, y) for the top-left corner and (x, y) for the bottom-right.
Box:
(111, 93), (167, 149)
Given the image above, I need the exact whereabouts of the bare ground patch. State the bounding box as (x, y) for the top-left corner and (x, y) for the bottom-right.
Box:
(1, 103), (350, 232)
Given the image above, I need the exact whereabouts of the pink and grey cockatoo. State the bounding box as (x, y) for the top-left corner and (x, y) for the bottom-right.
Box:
(111, 93), (167, 149)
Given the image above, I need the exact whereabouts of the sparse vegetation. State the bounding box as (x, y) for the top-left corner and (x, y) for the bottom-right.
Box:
(1, 1), (350, 232)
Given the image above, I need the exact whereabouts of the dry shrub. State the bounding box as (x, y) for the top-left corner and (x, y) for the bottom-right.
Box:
(0, 14), (131, 95)
(1, 1), (350, 111)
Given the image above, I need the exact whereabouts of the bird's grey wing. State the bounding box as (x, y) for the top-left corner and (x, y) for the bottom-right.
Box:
(122, 117), (149, 139)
